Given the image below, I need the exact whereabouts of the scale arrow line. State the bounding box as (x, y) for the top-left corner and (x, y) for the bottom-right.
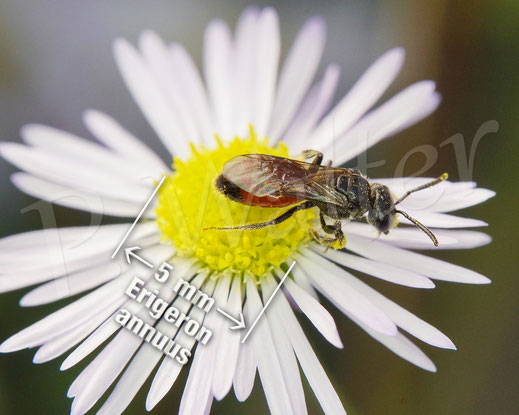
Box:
(216, 308), (246, 331)
(124, 246), (153, 268)
(111, 176), (166, 259)
(241, 260), (296, 344)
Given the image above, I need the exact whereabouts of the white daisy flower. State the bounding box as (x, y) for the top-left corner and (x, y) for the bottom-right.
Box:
(0, 7), (494, 415)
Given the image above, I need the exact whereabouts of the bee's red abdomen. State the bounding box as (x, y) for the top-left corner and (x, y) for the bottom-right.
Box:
(238, 189), (300, 207)
(216, 174), (300, 207)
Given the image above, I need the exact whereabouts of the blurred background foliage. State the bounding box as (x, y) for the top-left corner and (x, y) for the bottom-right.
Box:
(0, 0), (517, 414)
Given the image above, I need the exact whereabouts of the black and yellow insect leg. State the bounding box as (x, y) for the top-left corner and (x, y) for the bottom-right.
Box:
(309, 211), (346, 250)
(204, 201), (316, 231)
(302, 149), (332, 168)
(301, 149), (323, 166)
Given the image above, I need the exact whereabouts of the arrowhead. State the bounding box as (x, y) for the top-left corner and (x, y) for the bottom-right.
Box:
(230, 312), (246, 331)
(124, 246), (140, 264)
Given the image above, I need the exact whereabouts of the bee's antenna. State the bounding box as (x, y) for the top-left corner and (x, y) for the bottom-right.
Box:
(395, 173), (448, 205)
(395, 210), (439, 247)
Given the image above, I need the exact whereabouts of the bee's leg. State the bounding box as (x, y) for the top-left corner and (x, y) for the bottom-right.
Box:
(203, 201), (315, 231)
(311, 216), (346, 251)
(301, 150), (323, 166)
(319, 212), (338, 234)
(309, 228), (346, 251)
(330, 224), (346, 250)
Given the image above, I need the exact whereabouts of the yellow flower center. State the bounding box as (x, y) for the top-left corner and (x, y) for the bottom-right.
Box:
(156, 129), (316, 278)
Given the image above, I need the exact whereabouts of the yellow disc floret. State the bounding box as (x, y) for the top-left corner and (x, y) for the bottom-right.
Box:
(156, 129), (316, 278)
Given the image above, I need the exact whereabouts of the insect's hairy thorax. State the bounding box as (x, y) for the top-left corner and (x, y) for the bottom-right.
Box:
(317, 173), (373, 221)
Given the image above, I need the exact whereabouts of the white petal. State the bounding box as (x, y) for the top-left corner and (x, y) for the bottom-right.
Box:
(424, 230), (491, 250)
(204, 19), (234, 139)
(71, 260), (200, 413)
(61, 250), (183, 373)
(145, 336), (194, 410)
(100, 273), (210, 415)
(428, 188), (496, 213)
(69, 330), (142, 414)
(269, 17), (326, 141)
(350, 314), (436, 371)
(232, 330), (256, 401)
(20, 260), (129, 306)
(212, 276), (243, 400)
(344, 222), (458, 250)
(10, 173), (146, 217)
(33, 298), (124, 364)
(0, 221), (154, 251)
(0, 274), (131, 353)
(178, 344), (214, 415)
(314, 243), (435, 288)
(61, 309), (121, 372)
(145, 272), (213, 410)
(202, 393), (214, 415)
(399, 210), (488, 228)
(377, 177), (496, 213)
(83, 109), (168, 175)
(291, 263), (319, 299)
(346, 223), (491, 250)
(96, 343), (161, 415)
(298, 251), (398, 336)
(243, 278), (293, 415)
(249, 8), (280, 138)
(262, 276), (308, 414)
(0, 222), (158, 269)
(284, 276), (343, 348)
(380, 177), (476, 189)
(340, 273), (455, 349)
(0, 226), (79, 251)
(114, 38), (191, 158)
(282, 64), (340, 150)
(388, 91), (441, 138)
(20, 124), (155, 182)
(268, 277), (346, 415)
(0, 223), (160, 292)
(0, 241), (98, 275)
(231, 7), (261, 137)
(0, 141), (151, 203)
(0, 226), (152, 266)
(294, 268), (436, 371)
(139, 31), (201, 144)
(309, 47), (405, 150)
(169, 43), (216, 145)
(330, 81), (437, 165)
(303, 249), (454, 349)
(178, 278), (224, 415)
(347, 233), (491, 284)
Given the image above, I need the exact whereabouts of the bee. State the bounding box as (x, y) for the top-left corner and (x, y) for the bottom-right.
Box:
(206, 150), (447, 248)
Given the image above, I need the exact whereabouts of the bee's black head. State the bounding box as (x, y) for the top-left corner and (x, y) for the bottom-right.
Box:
(368, 184), (396, 234)
(365, 175), (447, 247)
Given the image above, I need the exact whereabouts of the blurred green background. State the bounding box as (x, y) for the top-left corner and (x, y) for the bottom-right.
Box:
(0, 0), (517, 414)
